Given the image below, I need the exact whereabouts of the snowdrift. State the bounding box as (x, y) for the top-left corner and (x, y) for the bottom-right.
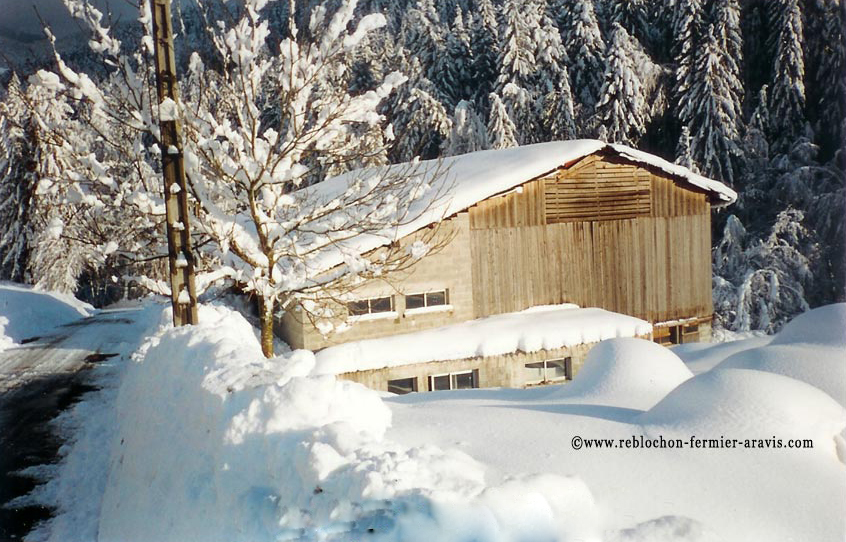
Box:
(0, 282), (92, 350)
(639, 368), (846, 458)
(95, 305), (602, 542)
(716, 303), (846, 406)
(551, 337), (693, 410)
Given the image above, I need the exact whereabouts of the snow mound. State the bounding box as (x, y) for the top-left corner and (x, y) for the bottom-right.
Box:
(0, 282), (93, 350)
(770, 303), (846, 347)
(552, 338), (693, 410)
(638, 369), (846, 457)
(716, 303), (846, 406)
(97, 304), (602, 542)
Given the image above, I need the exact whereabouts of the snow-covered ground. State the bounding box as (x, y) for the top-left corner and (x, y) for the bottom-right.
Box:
(10, 290), (845, 542)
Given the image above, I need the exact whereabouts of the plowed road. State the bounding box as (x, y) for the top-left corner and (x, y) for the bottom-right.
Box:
(0, 309), (141, 540)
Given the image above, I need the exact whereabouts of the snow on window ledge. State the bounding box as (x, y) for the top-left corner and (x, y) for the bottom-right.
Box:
(404, 304), (454, 317)
(347, 311), (398, 323)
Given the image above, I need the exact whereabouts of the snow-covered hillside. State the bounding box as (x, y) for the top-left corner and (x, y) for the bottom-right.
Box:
(20, 299), (845, 542)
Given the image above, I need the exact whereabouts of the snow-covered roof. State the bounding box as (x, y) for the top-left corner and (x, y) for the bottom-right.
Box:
(298, 140), (736, 282)
(313, 304), (652, 375)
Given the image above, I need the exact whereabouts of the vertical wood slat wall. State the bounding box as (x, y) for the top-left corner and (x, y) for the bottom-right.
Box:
(468, 155), (713, 323)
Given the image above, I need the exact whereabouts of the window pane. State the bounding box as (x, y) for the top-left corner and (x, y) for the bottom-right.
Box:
(430, 374), (451, 391)
(388, 377), (417, 395)
(453, 371), (475, 390)
(348, 300), (369, 316)
(405, 293), (425, 310)
(370, 296), (392, 313)
(524, 362), (546, 383)
(545, 359), (569, 380)
(426, 291), (446, 306)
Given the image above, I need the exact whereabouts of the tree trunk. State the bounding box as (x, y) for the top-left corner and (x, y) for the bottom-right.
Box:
(259, 296), (275, 358)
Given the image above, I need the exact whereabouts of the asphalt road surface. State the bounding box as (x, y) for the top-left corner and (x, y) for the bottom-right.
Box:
(0, 310), (137, 540)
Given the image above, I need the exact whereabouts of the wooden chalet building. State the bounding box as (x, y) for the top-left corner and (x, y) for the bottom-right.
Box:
(277, 140), (736, 393)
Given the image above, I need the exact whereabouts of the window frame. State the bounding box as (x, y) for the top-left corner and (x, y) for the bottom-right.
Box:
(404, 289), (450, 313)
(524, 357), (573, 385)
(387, 376), (418, 395)
(347, 295), (395, 317)
(428, 369), (478, 391)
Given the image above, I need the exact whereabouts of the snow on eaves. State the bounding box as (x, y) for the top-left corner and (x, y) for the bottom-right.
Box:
(313, 304), (653, 375)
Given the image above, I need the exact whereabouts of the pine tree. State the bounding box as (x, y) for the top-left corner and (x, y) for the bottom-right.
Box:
(487, 92), (519, 149)
(685, 27), (743, 185)
(805, 0), (846, 163)
(594, 23), (647, 145)
(672, 0), (704, 137)
(444, 100), (489, 156)
(534, 11), (575, 141)
(496, 0), (539, 94)
(767, 0), (807, 155)
(402, 0), (444, 82)
(433, 6), (473, 108)
(556, 0), (606, 113)
(469, 0), (500, 109)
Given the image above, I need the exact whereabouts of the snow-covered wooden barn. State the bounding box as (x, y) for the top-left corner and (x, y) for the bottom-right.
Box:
(277, 140), (736, 392)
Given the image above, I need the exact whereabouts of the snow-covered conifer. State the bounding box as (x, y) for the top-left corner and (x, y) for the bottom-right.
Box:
(594, 23), (647, 145)
(767, 0), (807, 154)
(444, 100), (489, 156)
(433, 6), (473, 108)
(496, 0), (539, 95)
(555, 0), (606, 113)
(487, 92), (519, 149)
(469, 0), (500, 109)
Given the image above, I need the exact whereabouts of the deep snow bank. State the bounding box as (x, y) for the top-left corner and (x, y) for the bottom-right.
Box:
(97, 304), (601, 542)
(0, 282), (92, 350)
(639, 368), (846, 459)
(716, 303), (846, 406)
(550, 338), (693, 410)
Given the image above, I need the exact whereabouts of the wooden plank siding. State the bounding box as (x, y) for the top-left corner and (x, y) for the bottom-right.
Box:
(468, 155), (713, 324)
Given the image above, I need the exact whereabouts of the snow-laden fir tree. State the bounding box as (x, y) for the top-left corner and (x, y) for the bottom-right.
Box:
(443, 100), (489, 156)
(387, 55), (452, 162)
(469, 0), (499, 109)
(555, 0), (605, 118)
(683, 22), (743, 185)
(805, 0), (846, 162)
(594, 23), (647, 145)
(496, 0), (539, 96)
(402, 0), (444, 86)
(432, 6), (473, 108)
(671, 0), (704, 135)
(33, 0), (446, 356)
(767, 0), (807, 155)
(487, 92), (519, 149)
(534, 10), (576, 141)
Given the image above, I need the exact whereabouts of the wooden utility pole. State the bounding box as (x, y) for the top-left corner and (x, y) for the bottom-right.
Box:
(151, 0), (198, 326)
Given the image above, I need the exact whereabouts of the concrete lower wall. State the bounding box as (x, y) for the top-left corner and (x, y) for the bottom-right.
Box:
(338, 336), (649, 393)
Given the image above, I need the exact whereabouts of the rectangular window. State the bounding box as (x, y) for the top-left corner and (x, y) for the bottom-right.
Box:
(430, 374), (451, 391)
(428, 370), (478, 391)
(524, 358), (573, 385)
(347, 296), (393, 316)
(405, 290), (448, 311)
(388, 377), (418, 395)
